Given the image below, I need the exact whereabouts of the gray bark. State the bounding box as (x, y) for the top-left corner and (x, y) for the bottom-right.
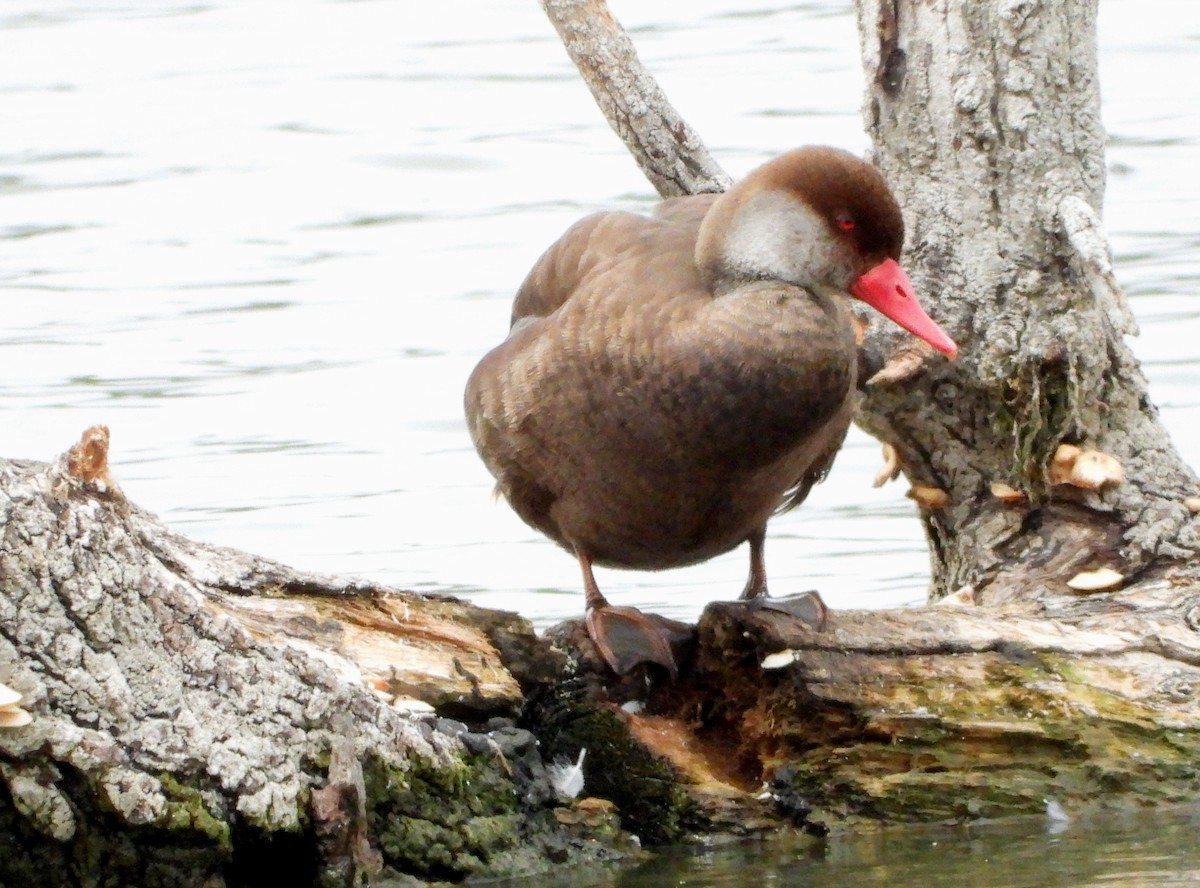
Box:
(540, 0), (731, 197)
(0, 429), (627, 887)
(853, 0), (1200, 602)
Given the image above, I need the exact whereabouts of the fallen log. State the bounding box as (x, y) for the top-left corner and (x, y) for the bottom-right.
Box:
(0, 428), (635, 887)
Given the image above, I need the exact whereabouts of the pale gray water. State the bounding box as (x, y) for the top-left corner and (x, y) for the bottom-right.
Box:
(2, 1), (1197, 631)
(504, 805), (1200, 887)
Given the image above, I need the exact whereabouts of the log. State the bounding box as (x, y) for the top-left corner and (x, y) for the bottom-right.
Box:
(0, 428), (636, 887)
(6, 437), (1200, 882)
(539, 565), (1200, 831)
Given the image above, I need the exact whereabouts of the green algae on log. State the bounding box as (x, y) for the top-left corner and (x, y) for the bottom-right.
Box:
(609, 594), (1200, 829)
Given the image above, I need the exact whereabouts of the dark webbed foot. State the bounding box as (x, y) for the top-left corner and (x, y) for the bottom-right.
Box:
(576, 549), (691, 677)
(585, 604), (692, 678)
(738, 526), (829, 629)
(742, 589), (829, 629)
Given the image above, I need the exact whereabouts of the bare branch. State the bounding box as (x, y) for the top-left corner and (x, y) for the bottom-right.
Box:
(540, 0), (731, 197)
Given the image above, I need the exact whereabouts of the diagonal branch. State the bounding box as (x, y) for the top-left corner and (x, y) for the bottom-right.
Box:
(540, 0), (731, 197)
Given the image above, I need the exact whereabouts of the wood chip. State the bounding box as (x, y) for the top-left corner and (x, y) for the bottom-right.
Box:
(1066, 567), (1124, 592)
(908, 485), (949, 509)
(0, 707), (32, 728)
(989, 482), (1025, 503)
(866, 343), (935, 386)
(761, 650), (799, 670)
(66, 424), (112, 487)
(873, 443), (901, 487)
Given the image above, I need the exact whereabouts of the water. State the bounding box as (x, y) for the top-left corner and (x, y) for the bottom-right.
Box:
(4, 1), (1199, 884)
(505, 805), (1200, 887)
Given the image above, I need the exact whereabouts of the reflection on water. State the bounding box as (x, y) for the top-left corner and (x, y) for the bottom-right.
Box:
(1, 0), (1197, 633)
(504, 807), (1200, 887)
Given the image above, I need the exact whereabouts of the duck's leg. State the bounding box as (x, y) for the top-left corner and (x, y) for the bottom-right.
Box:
(738, 525), (829, 628)
(579, 550), (682, 678)
(739, 525), (770, 600)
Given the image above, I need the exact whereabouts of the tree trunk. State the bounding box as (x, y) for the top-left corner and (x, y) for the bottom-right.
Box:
(853, 0), (1200, 604)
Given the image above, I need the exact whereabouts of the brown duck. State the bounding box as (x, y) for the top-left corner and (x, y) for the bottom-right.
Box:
(465, 146), (957, 675)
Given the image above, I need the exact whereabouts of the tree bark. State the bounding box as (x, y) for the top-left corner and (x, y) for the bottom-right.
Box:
(0, 429), (633, 887)
(539, 0), (731, 197)
(853, 0), (1200, 603)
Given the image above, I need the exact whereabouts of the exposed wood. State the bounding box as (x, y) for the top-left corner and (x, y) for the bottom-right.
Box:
(546, 570), (1200, 829)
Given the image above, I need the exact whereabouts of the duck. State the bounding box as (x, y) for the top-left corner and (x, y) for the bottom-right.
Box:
(465, 146), (957, 676)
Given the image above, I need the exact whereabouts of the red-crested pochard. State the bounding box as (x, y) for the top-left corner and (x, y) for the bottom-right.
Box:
(465, 146), (957, 675)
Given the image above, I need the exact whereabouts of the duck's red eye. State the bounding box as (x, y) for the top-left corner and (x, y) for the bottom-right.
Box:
(837, 216), (856, 232)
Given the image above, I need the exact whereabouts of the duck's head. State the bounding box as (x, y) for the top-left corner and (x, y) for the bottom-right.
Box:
(696, 146), (957, 359)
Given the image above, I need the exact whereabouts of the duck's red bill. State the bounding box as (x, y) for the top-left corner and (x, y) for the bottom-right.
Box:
(850, 258), (958, 359)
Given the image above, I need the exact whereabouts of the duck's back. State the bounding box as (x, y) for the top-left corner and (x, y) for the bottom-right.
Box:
(509, 194), (717, 325)
(465, 195), (856, 569)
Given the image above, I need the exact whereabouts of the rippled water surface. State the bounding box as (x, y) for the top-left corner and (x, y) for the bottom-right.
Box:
(507, 805), (1200, 887)
(2, 1), (1197, 630)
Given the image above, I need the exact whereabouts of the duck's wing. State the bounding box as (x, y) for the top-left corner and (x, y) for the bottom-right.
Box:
(509, 194), (717, 326)
(775, 418), (851, 515)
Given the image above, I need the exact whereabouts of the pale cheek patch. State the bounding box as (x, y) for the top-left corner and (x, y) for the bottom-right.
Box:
(724, 191), (847, 289)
